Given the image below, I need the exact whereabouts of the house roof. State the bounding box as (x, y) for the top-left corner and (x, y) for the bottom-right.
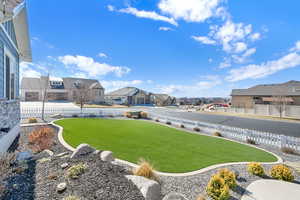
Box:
(105, 87), (147, 96)
(0, 0), (23, 23)
(21, 77), (104, 90)
(231, 81), (300, 96)
(12, 2), (32, 62)
(152, 94), (170, 102)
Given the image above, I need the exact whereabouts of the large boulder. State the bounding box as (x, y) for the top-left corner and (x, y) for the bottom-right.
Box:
(70, 144), (96, 159)
(163, 192), (189, 200)
(35, 149), (54, 160)
(100, 151), (114, 162)
(126, 175), (161, 200)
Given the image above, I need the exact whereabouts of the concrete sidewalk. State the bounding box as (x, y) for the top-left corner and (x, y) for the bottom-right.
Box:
(241, 179), (300, 200)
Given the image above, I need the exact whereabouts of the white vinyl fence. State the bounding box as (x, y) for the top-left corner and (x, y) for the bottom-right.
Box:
(148, 114), (300, 152)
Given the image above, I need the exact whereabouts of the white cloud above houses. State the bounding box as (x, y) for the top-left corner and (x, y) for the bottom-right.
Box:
(58, 55), (131, 78)
(117, 7), (178, 26)
(158, 0), (226, 23)
(159, 27), (173, 31)
(20, 62), (42, 78)
(192, 36), (216, 45)
(98, 53), (108, 58)
(226, 52), (300, 82)
(102, 80), (143, 92)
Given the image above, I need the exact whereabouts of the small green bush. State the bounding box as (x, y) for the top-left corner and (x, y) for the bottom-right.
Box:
(217, 168), (237, 189)
(28, 118), (38, 123)
(180, 124), (185, 128)
(67, 163), (87, 179)
(140, 112), (148, 119)
(206, 175), (230, 200)
(247, 162), (265, 177)
(246, 139), (256, 145)
(270, 165), (294, 182)
(166, 121), (172, 125)
(72, 114), (79, 118)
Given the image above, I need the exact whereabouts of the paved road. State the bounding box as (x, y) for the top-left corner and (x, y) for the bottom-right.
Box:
(142, 107), (300, 138)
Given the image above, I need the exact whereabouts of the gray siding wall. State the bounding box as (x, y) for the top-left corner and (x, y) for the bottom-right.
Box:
(0, 25), (20, 99)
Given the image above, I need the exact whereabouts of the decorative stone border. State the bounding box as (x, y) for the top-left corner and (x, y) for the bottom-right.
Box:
(50, 118), (283, 177)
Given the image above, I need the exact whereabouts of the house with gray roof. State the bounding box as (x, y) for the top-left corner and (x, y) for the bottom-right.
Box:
(105, 87), (151, 105)
(150, 93), (176, 106)
(21, 76), (105, 103)
(0, 1), (31, 153)
(231, 81), (300, 108)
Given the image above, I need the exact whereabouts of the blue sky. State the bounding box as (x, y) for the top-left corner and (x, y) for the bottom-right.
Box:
(22, 0), (300, 97)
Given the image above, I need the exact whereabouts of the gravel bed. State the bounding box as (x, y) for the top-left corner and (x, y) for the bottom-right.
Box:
(1, 125), (145, 200)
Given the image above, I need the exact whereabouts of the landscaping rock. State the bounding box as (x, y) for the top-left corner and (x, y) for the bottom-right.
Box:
(100, 151), (114, 162)
(36, 149), (54, 159)
(57, 182), (67, 193)
(162, 192), (188, 200)
(61, 163), (69, 169)
(55, 152), (69, 157)
(16, 151), (33, 161)
(126, 175), (161, 200)
(70, 144), (96, 158)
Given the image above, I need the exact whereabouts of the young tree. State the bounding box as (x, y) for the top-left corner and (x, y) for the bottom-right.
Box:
(272, 95), (288, 118)
(74, 81), (90, 114)
(41, 74), (49, 121)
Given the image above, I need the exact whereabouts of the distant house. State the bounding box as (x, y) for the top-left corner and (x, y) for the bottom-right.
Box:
(0, 1), (31, 153)
(21, 76), (105, 103)
(231, 81), (300, 108)
(105, 87), (151, 105)
(151, 94), (176, 106)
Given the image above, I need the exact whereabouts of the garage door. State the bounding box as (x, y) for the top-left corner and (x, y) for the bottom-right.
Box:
(25, 92), (39, 101)
(47, 92), (68, 101)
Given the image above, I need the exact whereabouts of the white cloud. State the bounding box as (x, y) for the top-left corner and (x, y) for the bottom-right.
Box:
(102, 80), (143, 92)
(226, 52), (300, 82)
(158, 0), (226, 23)
(118, 7), (178, 26)
(219, 57), (231, 68)
(234, 42), (247, 53)
(192, 36), (216, 45)
(249, 32), (261, 41)
(159, 26), (173, 31)
(290, 41), (300, 52)
(58, 55), (131, 78)
(208, 58), (213, 63)
(73, 72), (88, 79)
(107, 5), (115, 12)
(232, 48), (256, 63)
(98, 53), (108, 58)
(156, 75), (222, 97)
(20, 62), (42, 78)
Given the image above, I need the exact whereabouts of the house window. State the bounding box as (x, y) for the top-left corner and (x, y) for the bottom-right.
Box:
(4, 50), (17, 100)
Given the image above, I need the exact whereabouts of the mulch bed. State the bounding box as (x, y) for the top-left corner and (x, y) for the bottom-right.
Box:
(0, 125), (144, 200)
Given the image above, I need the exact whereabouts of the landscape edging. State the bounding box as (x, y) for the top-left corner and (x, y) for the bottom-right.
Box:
(49, 118), (283, 177)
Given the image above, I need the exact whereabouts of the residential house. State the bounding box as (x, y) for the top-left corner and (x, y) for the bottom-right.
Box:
(150, 93), (176, 106)
(21, 76), (105, 103)
(0, 1), (31, 153)
(231, 80), (300, 108)
(105, 87), (151, 105)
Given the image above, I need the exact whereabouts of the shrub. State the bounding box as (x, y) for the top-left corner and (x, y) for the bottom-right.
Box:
(28, 118), (37, 123)
(180, 124), (185, 128)
(206, 175), (230, 200)
(155, 119), (160, 122)
(217, 168), (237, 189)
(140, 112), (148, 119)
(213, 132), (222, 137)
(72, 114), (79, 118)
(124, 112), (132, 118)
(0, 184), (7, 198)
(247, 162), (265, 177)
(281, 147), (298, 155)
(0, 153), (16, 175)
(270, 164), (294, 182)
(63, 196), (81, 200)
(88, 114), (96, 118)
(246, 139), (256, 145)
(133, 159), (157, 181)
(28, 127), (55, 153)
(193, 127), (200, 132)
(67, 163), (87, 179)
(166, 121), (172, 125)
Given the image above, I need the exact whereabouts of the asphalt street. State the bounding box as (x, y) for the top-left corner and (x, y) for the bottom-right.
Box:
(142, 107), (300, 138)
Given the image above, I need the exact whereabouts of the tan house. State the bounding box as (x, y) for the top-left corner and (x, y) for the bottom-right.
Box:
(21, 76), (105, 103)
(150, 94), (176, 106)
(231, 81), (300, 108)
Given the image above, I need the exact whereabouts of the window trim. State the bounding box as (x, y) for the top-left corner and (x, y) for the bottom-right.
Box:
(4, 47), (17, 100)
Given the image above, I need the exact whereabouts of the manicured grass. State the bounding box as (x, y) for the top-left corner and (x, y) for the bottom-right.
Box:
(55, 118), (277, 173)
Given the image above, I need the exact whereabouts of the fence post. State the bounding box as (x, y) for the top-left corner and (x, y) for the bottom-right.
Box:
(280, 135), (287, 149)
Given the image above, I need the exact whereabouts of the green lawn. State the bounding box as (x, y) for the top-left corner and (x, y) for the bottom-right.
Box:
(55, 118), (277, 173)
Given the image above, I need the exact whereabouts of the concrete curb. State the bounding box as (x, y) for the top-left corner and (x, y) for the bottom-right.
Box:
(50, 118), (283, 177)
